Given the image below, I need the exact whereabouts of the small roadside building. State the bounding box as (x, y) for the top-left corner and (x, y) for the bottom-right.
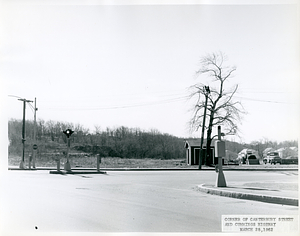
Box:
(185, 139), (215, 165)
(185, 139), (201, 165)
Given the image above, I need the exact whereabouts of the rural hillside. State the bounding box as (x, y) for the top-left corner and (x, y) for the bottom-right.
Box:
(8, 119), (298, 168)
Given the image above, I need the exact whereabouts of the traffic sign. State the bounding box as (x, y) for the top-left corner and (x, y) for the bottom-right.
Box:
(33, 144), (38, 150)
(63, 129), (74, 138)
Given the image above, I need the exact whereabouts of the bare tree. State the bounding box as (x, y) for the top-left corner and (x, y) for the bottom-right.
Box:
(189, 52), (244, 166)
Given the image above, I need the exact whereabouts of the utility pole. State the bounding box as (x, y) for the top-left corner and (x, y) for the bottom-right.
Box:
(31, 97), (38, 169)
(18, 98), (33, 169)
(199, 86), (210, 170)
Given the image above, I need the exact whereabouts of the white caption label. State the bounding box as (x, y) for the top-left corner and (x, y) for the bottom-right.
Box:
(222, 215), (298, 233)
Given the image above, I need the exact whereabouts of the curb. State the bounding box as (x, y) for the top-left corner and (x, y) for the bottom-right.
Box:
(197, 184), (298, 206)
(9, 167), (214, 171)
(222, 168), (298, 171)
(8, 167), (299, 171)
(49, 170), (107, 175)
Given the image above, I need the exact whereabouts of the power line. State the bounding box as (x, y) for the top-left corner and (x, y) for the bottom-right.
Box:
(39, 89), (188, 103)
(8, 95), (23, 99)
(37, 93), (296, 112)
(8, 95), (36, 114)
(235, 96), (297, 104)
(238, 90), (290, 94)
(45, 95), (189, 111)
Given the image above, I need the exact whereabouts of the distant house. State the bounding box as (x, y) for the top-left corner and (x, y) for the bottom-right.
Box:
(262, 147), (298, 159)
(225, 150), (238, 163)
(290, 147), (298, 152)
(275, 147), (298, 159)
(275, 148), (285, 158)
(262, 147), (275, 158)
(237, 148), (259, 164)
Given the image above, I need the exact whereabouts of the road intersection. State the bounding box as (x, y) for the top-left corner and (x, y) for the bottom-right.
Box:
(0, 170), (298, 233)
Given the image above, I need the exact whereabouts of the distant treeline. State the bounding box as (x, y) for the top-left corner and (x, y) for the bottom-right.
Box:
(8, 119), (298, 159)
(8, 119), (185, 159)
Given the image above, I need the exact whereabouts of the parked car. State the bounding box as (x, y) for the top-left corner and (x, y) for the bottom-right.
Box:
(263, 152), (281, 164)
(270, 156), (282, 164)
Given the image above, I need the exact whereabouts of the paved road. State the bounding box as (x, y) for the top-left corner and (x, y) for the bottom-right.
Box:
(0, 170), (298, 233)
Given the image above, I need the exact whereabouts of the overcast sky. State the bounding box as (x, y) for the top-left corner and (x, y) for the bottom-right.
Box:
(1, 0), (299, 144)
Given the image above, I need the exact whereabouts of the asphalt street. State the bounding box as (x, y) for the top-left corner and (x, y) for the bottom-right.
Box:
(0, 170), (298, 233)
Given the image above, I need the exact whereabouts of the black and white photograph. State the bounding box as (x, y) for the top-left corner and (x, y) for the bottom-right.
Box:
(0, 0), (299, 235)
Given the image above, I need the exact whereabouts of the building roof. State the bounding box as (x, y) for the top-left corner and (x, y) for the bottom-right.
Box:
(185, 139), (217, 148)
(185, 139), (201, 148)
(263, 147), (275, 154)
(238, 148), (257, 155)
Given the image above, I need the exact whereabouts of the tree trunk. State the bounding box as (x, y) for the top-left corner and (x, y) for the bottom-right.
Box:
(205, 130), (213, 166)
(205, 107), (215, 166)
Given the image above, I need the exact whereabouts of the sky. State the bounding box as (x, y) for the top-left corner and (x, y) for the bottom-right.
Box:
(1, 0), (299, 144)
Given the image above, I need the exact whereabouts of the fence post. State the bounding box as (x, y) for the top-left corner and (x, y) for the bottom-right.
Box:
(28, 154), (32, 170)
(97, 154), (101, 172)
(56, 153), (61, 172)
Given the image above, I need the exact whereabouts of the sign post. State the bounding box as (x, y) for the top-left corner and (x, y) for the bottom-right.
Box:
(28, 154), (32, 170)
(63, 129), (74, 171)
(215, 126), (227, 187)
(28, 144), (38, 170)
(55, 152), (61, 172)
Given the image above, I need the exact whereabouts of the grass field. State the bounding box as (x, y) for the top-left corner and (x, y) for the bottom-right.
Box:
(8, 154), (193, 169)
